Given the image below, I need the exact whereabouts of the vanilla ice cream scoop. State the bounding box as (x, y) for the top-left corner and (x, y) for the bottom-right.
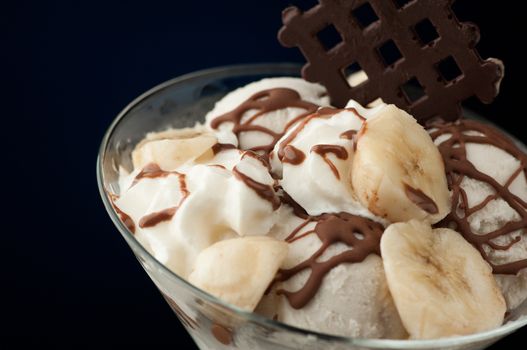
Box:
(113, 133), (280, 279)
(430, 119), (527, 309)
(256, 206), (407, 339)
(205, 77), (330, 153)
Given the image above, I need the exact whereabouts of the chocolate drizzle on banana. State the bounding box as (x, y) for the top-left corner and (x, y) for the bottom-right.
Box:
(273, 212), (384, 309)
(429, 119), (527, 275)
(404, 183), (439, 214)
(210, 88), (319, 154)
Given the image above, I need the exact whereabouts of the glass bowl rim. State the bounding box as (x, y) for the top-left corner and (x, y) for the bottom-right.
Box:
(96, 62), (527, 348)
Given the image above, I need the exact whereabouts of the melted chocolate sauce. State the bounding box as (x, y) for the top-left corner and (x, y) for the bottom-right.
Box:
(132, 164), (189, 228)
(274, 212), (384, 309)
(212, 143), (237, 154)
(282, 145), (305, 165)
(311, 144), (348, 179)
(340, 129), (357, 140)
(208, 164), (226, 170)
(132, 163), (172, 186)
(210, 88), (319, 154)
(277, 107), (364, 164)
(268, 108), (374, 308)
(109, 193), (136, 234)
(340, 129), (358, 151)
(233, 166), (280, 210)
(430, 119), (527, 274)
(139, 207), (177, 228)
(280, 190), (309, 219)
(211, 324), (233, 345)
(241, 150), (272, 172)
(404, 183), (439, 214)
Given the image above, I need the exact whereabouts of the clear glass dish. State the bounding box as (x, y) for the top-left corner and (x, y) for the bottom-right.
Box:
(97, 63), (527, 349)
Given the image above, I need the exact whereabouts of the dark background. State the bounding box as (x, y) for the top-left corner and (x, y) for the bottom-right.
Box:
(3, 0), (526, 347)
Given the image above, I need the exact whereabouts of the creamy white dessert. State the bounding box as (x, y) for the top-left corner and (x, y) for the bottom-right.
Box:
(109, 76), (527, 340)
(116, 139), (281, 279)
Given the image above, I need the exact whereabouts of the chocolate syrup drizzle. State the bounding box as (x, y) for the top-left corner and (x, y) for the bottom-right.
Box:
(311, 144), (348, 179)
(340, 129), (357, 140)
(276, 108), (336, 162)
(264, 107), (378, 308)
(210, 88), (319, 154)
(273, 212), (384, 309)
(404, 183), (439, 214)
(233, 166), (280, 210)
(241, 150), (272, 173)
(280, 190), (309, 219)
(126, 163), (190, 229)
(132, 162), (174, 186)
(109, 193), (136, 234)
(429, 119), (527, 274)
(139, 207), (178, 228)
(282, 145), (305, 165)
(114, 161), (212, 231)
(277, 107), (364, 164)
(211, 323), (234, 345)
(212, 143), (237, 154)
(340, 129), (358, 151)
(113, 151), (280, 230)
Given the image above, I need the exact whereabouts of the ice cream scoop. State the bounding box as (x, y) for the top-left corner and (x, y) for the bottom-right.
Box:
(206, 77), (329, 153)
(256, 206), (407, 339)
(430, 119), (527, 310)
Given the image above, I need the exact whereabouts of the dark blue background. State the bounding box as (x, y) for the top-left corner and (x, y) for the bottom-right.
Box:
(4, 0), (526, 347)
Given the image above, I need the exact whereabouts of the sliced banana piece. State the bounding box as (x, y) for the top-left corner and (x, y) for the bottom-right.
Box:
(132, 127), (217, 171)
(189, 236), (288, 311)
(351, 105), (450, 224)
(381, 220), (506, 339)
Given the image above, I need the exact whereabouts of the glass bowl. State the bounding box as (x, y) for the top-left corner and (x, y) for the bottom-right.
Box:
(97, 63), (527, 349)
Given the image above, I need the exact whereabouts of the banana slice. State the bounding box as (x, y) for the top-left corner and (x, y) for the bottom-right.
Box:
(351, 105), (450, 224)
(189, 236), (288, 311)
(381, 220), (506, 339)
(132, 127), (217, 171)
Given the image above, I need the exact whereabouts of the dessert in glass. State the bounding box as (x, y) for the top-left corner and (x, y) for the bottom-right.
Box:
(97, 1), (527, 349)
(97, 63), (527, 350)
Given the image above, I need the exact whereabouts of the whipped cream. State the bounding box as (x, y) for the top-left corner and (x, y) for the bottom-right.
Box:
(115, 147), (279, 278)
